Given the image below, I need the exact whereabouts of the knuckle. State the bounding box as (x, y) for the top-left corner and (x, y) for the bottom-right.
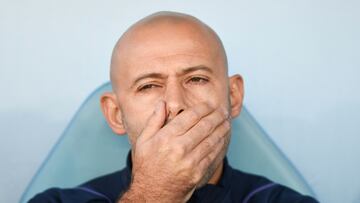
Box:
(199, 119), (213, 132)
(164, 122), (181, 136)
(188, 109), (201, 121)
(169, 119), (182, 130)
(172, 143), (186, 157)
(183, 158), (194, 170)
(201, 102), (212, 111)
(202, 140), (213, 150)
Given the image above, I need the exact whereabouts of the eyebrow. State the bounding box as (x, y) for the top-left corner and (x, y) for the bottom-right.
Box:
(131, 73), (168, 88)
(179, 65), (213, 75)
(131, 65), (213, 88)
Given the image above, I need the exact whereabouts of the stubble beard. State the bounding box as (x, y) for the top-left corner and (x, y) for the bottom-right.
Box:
(195, 131), (231, 188)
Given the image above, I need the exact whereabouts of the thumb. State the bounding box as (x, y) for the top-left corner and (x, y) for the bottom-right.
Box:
(138, 100), (166, 142)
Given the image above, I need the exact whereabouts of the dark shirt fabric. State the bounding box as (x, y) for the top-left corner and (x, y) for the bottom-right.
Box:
(29, 152), (319, 203)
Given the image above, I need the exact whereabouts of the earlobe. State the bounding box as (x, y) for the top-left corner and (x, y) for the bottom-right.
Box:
(100, 92), (127, 135)
(229, 74), (244, 118)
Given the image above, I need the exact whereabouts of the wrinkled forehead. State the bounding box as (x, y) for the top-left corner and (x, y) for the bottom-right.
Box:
(110, 15), (227, 91)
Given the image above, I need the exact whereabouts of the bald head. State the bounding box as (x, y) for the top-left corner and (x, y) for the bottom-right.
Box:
(110, 11), (228, 92)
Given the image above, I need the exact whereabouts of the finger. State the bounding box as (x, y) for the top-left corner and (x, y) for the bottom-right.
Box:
(196, 133), (226, 177)
(187, 119), (230, 163)
(137, 100), (166, 143)
(160, 102), (215, 137)
(178, 107), (229, 152)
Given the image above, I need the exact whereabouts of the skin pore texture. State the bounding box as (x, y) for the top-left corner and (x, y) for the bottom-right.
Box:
(100, 11), (244, 203)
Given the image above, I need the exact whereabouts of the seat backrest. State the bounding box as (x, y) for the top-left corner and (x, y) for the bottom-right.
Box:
(20, 82), (316, 202)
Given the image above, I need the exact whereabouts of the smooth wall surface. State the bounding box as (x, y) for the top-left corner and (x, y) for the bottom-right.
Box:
(1, 1), (359, 202)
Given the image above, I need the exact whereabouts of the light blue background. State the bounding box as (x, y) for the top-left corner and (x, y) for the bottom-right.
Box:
(1, 1), (359, 202)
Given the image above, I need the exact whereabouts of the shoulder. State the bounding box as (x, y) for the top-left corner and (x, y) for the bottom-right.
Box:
(28, 169), (129, 203)
(229, 168), (319, 203)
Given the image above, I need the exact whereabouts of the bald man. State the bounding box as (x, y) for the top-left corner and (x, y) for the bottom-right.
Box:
(30, 12), (318, 203)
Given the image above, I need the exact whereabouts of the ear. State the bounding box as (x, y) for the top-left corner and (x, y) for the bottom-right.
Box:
(100, 92), (127, 135)
(229, 74), (244, 118)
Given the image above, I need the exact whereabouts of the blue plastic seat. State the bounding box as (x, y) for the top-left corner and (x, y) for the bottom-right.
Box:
(20, 82), (316, 202)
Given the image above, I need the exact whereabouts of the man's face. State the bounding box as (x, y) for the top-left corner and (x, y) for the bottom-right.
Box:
(102, 17), (244, 187)
(111, 22), (232, 147)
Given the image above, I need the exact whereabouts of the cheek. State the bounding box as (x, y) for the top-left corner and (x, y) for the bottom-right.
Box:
(185, 84), (228, 108)
(120, 102), (155, 144)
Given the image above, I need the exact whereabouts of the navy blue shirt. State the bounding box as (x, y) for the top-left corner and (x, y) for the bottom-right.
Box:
(30, 153), (319, 203)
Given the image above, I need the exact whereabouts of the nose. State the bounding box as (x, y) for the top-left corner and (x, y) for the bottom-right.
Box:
(164, 82), (187, 120)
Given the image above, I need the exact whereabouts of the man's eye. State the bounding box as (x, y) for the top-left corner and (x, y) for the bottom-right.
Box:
(187, 77), (209, 84)
(138, 84), (159, 92)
